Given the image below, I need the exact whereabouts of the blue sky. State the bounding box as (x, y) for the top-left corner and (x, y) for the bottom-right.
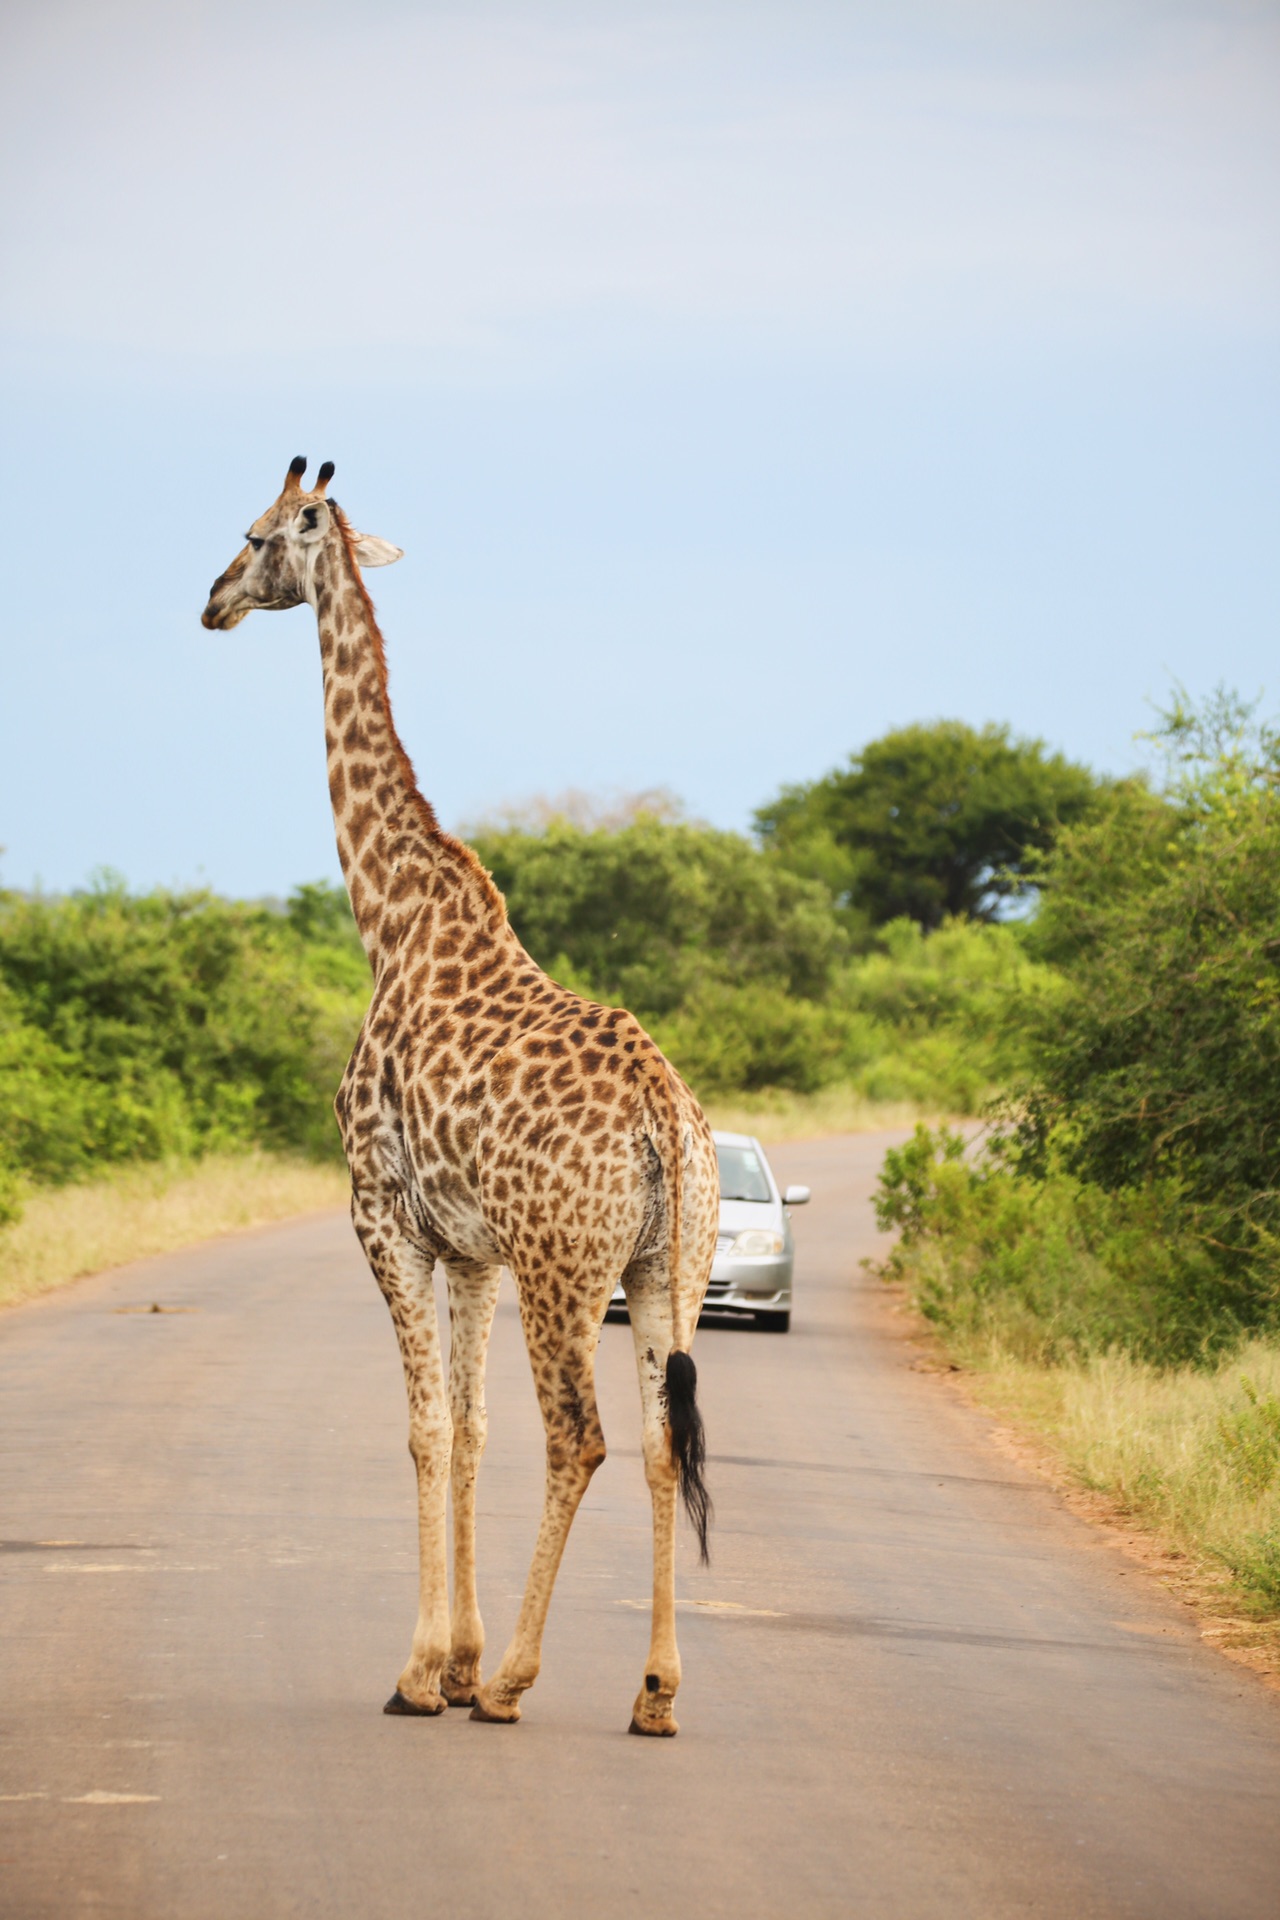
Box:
(1, 0), (1276, 896)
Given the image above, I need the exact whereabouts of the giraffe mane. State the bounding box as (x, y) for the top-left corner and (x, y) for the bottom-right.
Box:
(330, 504), (507, 917)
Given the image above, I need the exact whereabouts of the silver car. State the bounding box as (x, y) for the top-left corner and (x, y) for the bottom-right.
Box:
(608, 1130), (809, 1333)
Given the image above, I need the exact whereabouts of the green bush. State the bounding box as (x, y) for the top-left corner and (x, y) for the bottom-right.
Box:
(0, 980), (136, 1186)
(1013, 695), (1280, 1273)
(0, 826), (1046, 1222)
(1218, 1530), (1280, 1606)
(874, 1125), (1260, 1366)
(0, 878), (368, 1203)
(475, 812), (1054, 1110)
(1216, 1378), (1280, 1496)
(835, 917), (1057, 1109)
(870, 693), (1280, 1369)
(473, 816), (848, 1015)
(651, 981), (877, 1096)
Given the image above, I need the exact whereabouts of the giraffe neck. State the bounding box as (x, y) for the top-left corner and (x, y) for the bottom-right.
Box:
(309, 518), (454, 969)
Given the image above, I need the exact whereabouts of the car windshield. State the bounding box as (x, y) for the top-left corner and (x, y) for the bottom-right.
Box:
(716, 1143), (772, 1203)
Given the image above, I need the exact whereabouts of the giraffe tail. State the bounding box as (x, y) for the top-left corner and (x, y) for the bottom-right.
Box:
(666, 1349), (711, 1564)
(640, 1043), (712, 1564)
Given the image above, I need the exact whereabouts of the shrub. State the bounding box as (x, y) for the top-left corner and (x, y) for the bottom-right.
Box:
(871, 693), (1280, 1370)
(652, 982), (877, 1096)
(472, 816), (849, 1014)
(1219, 1531), (1280, 1606)
(1216, 1378), (1280, 1496)
(874, 1125), (1262, 1366)
(1008, 695), (1280, 1292)
(474, 820), (1048, 1110)
(835, 917), (1057, 1110)
(0, 878), (368, 1191)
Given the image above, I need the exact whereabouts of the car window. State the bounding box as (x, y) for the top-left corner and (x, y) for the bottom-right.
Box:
(716, 1143), (772, 1203)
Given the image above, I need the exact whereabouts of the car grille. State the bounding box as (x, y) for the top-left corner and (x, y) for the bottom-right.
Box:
(611, 1233), (762, 1309)
(703, 1233), (737, 1299)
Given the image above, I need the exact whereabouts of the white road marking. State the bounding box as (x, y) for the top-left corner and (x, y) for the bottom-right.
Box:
(63, 1791), (160, 1805)
(617, 1598), (784, 1617)
(43, 1564), (215, 1574)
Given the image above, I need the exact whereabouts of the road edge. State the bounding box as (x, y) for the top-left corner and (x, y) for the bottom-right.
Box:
(873, 1280), (1280, 1695)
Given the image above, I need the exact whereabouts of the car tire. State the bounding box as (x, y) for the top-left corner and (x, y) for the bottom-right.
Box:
(754, 1310), (790, 1333)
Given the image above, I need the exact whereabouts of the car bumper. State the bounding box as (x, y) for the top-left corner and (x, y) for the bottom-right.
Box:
(609, 1252), (792, 1321)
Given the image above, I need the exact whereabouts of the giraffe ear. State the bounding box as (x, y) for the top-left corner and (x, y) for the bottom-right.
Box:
(350, 532), (404, 569)
(293, 499), (332, 542)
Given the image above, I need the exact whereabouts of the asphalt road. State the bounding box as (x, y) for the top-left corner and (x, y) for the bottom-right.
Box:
(3, 1132), (1279, 1920)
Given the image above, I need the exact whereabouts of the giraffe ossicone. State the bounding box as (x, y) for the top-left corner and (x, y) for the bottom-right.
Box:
(203, 458), (719, 1735)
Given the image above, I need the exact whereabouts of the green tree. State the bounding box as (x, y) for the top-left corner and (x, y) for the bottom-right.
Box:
(1016, 693), (1280, 1271)
(864, 692), (1280, 1365)
(756, 721), (1101, 930)
(471, 817), (849, 1016)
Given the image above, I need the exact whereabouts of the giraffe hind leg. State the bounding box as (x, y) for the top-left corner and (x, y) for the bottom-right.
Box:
(622, 1260), (683, 1736)
(441, 1257), (502, 1705)
(470, 1274), (611, 1725)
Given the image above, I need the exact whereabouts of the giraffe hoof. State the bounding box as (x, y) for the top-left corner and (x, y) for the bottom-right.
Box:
(383, 1689), (447, 1717)
(469, 1689), (521, 1724)
(628, 1714), (679, 1738)
(443, 1683), (478, 1708)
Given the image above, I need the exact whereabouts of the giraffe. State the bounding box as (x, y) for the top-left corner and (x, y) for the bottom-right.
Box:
(202, 457), (719, 1735)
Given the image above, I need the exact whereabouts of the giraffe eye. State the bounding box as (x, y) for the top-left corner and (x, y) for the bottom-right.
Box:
(246, 535), (264, 552)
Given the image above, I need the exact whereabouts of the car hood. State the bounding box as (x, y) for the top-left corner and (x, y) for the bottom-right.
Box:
(718, 1196), (784, 1235)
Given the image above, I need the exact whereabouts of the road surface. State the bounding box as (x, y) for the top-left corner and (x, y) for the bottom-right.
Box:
(2, 1133), (1278, 1919)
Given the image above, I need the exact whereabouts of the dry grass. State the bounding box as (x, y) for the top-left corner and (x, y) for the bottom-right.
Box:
(703, 1088), (935, 1144)
(0, 1154), (351, 1310)
(952, 1335), (1280, 1669)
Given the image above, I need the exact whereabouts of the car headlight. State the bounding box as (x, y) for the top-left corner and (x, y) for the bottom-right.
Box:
(727, 1229), (784, 1257)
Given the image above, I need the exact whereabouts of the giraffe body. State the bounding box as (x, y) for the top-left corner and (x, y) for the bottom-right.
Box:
(202, 459), (718, 1733)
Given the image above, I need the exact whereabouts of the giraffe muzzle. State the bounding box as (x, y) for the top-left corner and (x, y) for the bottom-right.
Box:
(201, 601), (248, 631)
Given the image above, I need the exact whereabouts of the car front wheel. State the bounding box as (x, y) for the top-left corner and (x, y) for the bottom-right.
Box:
(754, 1310), (790, 1333)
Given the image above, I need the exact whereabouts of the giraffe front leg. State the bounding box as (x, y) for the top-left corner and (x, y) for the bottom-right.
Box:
(470, 1288), (608, 1726)
(351, 1188), (452, 1717)
(624, 1267), (682, 1737)
(441, 1258), (501, 1706)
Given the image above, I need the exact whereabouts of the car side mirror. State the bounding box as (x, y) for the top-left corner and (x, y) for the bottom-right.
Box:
(783, 1185), (811, 1206)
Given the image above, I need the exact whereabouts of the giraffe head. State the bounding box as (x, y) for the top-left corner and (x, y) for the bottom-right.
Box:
(201, 456), (402, 630)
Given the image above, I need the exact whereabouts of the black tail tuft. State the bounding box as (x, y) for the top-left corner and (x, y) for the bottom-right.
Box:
(666, 1349), (712, 1565)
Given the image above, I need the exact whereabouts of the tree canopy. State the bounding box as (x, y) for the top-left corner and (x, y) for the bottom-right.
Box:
(872, 691), (1280, 1370)
(1016, 691), (1280, 1259)
(755, 720), (1102, 930)
(470, 816), (848, 1016)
